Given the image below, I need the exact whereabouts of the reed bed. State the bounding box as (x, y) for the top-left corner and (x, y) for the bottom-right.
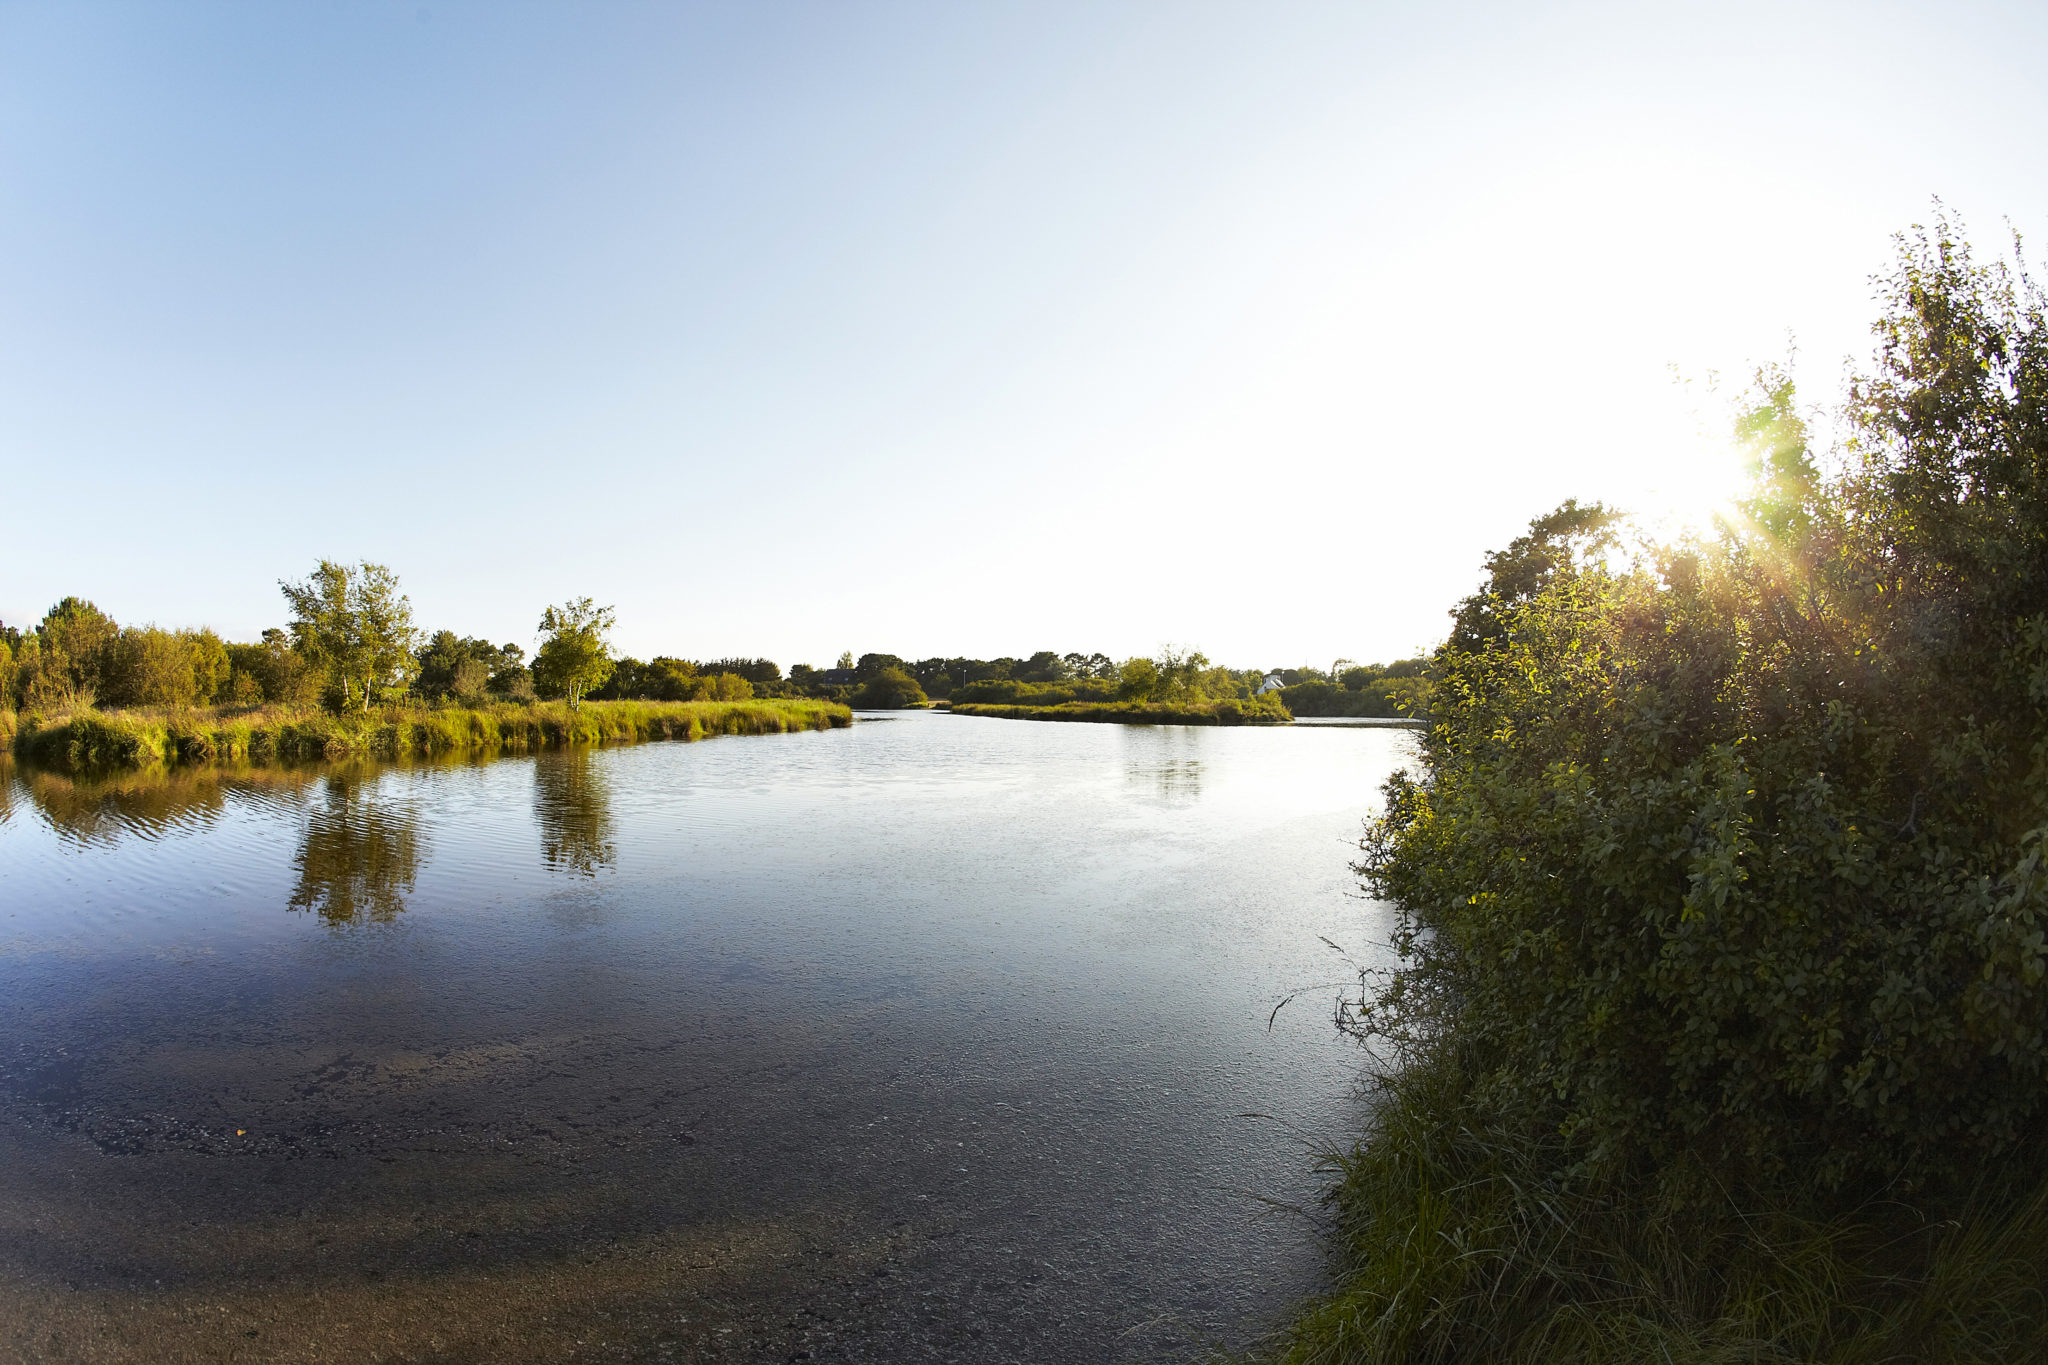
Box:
(11, 698), (851, 771)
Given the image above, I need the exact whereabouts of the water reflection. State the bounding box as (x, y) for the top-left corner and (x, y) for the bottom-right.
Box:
(534, 746), (616, 876)
(1122, 727), (1204, 806)
(288, 772), (426, 925)
(10, 761), (315, 846)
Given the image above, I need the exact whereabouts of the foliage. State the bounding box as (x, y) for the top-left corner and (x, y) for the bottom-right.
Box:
(531, 598), (616, 710)
(100, 626), (231, 708)
(950, 676), (1122, 706)
(224, 629), (323, 708)
(700, 657), (783, 686)
(950, 693), (1288, 725)
(415, 631), (523, 702)
(1293, 212), (2048, 1361)
(19, 597), (120, 708)
(279, 561), (420, 711)
(1112, 646), (1260, 705)
(1283, 659), (1434, 719)
(853, 666), (927, 709)
(591, 656), (754, 702)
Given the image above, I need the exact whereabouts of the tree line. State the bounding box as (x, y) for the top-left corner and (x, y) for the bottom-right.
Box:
(0, 564), (1410, 719)
(0, 567), (752, 716)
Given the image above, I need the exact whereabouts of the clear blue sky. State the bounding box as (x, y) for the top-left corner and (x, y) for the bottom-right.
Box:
(4, 1), (2046, 670)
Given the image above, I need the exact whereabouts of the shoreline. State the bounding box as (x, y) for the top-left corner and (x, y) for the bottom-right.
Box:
(947, 699), (1290, 726)
(7, 698), (852, 772)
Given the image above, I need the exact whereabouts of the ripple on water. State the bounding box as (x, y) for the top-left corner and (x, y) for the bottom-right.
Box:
(0, 713), (1415, 1362)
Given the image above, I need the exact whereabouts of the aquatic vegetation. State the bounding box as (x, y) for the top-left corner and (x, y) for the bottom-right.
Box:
(11, 697), (851, 771)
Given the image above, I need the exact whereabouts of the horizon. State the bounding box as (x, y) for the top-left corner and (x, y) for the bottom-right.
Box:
(6, 1), (2047, 665)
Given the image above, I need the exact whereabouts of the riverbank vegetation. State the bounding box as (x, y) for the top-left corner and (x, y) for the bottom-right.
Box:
(1274, 660), (1430, 719)
(11, 698), (849, 772)
(950, 695), (1288, 725)
(946, 645), (1292, 724)
(1280, 214), (2048, 1362)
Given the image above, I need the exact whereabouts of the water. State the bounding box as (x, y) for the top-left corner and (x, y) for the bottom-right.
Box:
(0, 710), (1414, 1362)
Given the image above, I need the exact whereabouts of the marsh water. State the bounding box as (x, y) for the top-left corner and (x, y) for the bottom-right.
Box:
(0, 710), (1412, 1363)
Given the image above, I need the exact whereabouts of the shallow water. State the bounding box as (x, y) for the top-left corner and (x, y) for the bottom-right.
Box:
(0, 710), (1412, 1363)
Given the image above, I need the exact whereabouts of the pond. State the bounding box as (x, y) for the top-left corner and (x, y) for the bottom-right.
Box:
(0, 709), (1413, 1362)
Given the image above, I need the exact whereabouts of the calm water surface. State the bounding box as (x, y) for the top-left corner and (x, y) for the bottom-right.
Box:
(0, 711), (1411, 1363)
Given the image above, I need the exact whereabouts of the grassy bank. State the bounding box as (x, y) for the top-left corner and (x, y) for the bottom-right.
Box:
(1276, 1053), (2048, 1364)
(11, 698), (851, 771)
(948, 696), (1288, 725)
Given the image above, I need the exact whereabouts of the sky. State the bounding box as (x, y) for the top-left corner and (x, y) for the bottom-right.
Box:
(4, 1), (2047, 671)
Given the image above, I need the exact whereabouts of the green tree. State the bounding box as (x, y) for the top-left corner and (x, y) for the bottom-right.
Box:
(532, 598), (616, 710)
(416, 631), (522, 702)
(853, 666), (926, 709)
(33, 597), (119, 706)
(1116, 656), (1159, 701)
(280, 561), (419, 711)
(1444, 497), (1617, 655)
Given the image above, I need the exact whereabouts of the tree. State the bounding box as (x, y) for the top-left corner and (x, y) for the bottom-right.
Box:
(532, 598), (616, 710)
(35, 597), (119, 706)
(416, 631), (523, 702)
(1116, 656), (1159, 701)
(853, 666), (926, 709)
(1445, 497), (1617, 654)
(1021, 651), (1069, 682)
(280, 561), (419, 711)
(225, 627), (322, 707)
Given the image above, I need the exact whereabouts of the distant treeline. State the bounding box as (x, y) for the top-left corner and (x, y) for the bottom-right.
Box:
(0, 589), (792, 718)
(0, 578), (1422, 723)
(1271, 658), (1431, 718)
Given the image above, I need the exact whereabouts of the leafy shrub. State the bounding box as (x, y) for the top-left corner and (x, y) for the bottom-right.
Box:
(1361, 214), (2048, 1199)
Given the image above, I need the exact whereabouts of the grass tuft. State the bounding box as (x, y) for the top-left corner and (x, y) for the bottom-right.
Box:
(1270, 1048), (2048, 1365)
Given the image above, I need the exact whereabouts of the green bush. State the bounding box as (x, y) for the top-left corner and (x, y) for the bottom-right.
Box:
(1368, 220), (2048, 1193)
(1285, 213), (2048, 1362)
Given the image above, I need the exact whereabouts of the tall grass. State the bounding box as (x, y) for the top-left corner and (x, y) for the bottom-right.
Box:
(1273, 1049), (2048, 1365)
(10, 698), (851, 771)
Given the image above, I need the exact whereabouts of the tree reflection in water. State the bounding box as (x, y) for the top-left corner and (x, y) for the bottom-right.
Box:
(1123, 726), (1204, 807)
(12, 761), (315, 847)
(288, 772), (425, 925)
(534, 745), (615, 876)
